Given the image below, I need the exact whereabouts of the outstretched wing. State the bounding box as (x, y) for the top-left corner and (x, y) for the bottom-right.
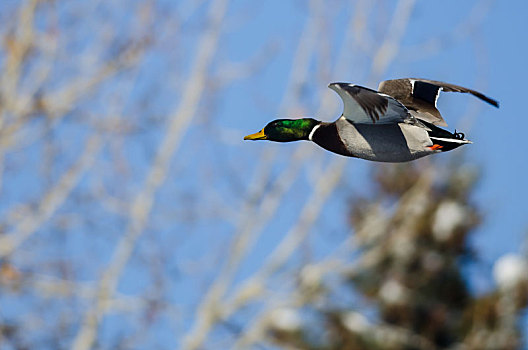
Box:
(328, 83), (410, 124)
(378, 78), (499, 126)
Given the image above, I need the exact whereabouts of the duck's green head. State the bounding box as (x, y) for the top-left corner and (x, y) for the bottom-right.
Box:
(244, 118), (319, 142)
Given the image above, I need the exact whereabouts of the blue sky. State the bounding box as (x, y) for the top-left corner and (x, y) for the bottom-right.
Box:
(227, 0), (528, 264)
(2, 0), (528, 348)
(439, 0), (528, 261)
(208, 0), (528, 343)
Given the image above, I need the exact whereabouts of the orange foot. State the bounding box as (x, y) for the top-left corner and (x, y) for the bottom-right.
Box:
(428, 144), (443, 151)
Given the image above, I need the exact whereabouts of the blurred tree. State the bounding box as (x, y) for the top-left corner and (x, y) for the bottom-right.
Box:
(264, 162), (528, 350)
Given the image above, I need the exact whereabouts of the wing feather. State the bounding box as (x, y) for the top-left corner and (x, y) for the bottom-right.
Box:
(411, 78), (499, 107)
(378, 78), (499, 127)
(328, 83), (409, 124)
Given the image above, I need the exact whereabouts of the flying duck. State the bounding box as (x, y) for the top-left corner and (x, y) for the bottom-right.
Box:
(244, 78), (499, 162)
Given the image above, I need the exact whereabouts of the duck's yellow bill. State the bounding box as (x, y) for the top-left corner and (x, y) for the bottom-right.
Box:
(244, 129), (267, 140)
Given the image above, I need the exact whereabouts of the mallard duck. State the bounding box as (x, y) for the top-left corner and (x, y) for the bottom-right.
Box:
(244, 78), (499, 162)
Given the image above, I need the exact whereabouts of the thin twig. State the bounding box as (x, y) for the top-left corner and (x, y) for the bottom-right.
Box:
(0, 136), (102, 258)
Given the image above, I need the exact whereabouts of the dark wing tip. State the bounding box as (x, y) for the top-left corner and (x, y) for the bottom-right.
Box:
(472, 91), (499, 108)
(489, 97), (500, 108)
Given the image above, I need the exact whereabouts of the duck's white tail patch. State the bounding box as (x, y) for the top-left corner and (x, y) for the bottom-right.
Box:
(430, 136), (472, 144)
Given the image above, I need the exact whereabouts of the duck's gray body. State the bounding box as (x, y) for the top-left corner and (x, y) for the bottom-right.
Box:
(309, 80), (497, 162)
(312, 117), (435, 162)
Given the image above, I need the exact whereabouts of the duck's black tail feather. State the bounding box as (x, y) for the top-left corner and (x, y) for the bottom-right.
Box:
(420, 120), (472, 152)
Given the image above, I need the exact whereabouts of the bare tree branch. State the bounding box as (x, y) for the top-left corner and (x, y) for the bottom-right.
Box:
(71, 0), (230, 349)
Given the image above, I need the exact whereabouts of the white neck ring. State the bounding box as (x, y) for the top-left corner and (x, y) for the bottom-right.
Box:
(308, 124), (321, 141)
